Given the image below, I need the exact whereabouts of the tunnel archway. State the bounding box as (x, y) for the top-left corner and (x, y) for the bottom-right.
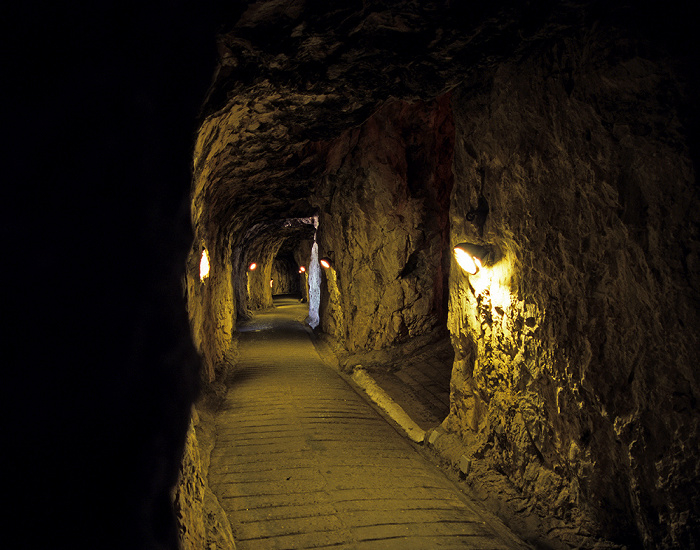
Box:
(271, 251), (300, 296)
(183, 2), (700, 549)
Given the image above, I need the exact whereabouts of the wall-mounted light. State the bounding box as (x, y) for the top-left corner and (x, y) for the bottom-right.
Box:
(199, 249), (210, 281)
(299, 266), (306, 274)
(319, 257), (332, 269)
(248, 262), (257, 271)
(454, 243), (491, 275)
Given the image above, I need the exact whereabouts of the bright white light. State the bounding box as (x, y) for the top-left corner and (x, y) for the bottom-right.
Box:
(320, 258), (331, 269)
(454, 247), (481, 275)
(308, 241), (320, 328)
(299, 266), (306, 273)
(249, 262), (257, 271)
(199, 249), (210, 281)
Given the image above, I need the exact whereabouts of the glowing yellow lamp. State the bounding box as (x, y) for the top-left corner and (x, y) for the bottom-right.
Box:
(248, 262), (257, 271)
(199, 249), (210, 281)
(319, 258), (331, 269)
(299, 266), (306, 273)
(454, 243), (488, 275)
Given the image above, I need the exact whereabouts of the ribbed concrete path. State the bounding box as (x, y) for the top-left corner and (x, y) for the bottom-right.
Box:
(209, 297), (529, 550)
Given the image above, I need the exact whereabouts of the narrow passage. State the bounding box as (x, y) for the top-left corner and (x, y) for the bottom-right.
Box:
(209, 297), (529, 550)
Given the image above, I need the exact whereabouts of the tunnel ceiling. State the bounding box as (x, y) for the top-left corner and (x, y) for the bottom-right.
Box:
(241, 218), (316, 264)
(192, 0), (614, 241)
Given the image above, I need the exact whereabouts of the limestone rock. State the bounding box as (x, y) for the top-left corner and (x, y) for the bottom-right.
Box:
(174, 418), (207, 550)
(175, 411), (237, 550)
(446, 29), (700, 548)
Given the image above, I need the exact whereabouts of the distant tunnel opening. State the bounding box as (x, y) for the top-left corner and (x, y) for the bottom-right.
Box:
(271, 251), (300, 297)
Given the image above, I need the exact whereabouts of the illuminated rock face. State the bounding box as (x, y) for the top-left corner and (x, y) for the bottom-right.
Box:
(314, 98), (454, 352)
(187, 236), (236, 382)
(307, 240), (321, 328)
(446, 35), (699, 548)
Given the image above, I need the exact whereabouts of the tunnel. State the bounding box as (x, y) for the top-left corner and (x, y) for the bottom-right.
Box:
(7, 1), (699, 549)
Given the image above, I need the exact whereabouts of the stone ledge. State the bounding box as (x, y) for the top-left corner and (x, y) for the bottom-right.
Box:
(350, 367), (427, 444)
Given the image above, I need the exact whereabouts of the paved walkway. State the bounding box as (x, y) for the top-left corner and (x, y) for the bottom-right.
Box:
(209, 298), (529, 549)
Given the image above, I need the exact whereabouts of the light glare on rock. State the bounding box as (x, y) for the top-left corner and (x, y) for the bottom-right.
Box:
(454, 247), (481, 275)
(199, 249), (210, 281)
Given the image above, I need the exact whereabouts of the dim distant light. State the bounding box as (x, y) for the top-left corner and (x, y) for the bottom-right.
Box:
(199, 249), (210, 281)
(248, 262), (257, 271)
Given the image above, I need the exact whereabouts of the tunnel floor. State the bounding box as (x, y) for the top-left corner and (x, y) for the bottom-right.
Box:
(209, 298), (528, 549)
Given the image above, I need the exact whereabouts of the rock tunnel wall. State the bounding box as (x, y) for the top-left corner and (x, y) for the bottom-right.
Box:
(246, 260), (274, 311)
(187, 235), (236, 383)
(445, 33), (699, 548)
(295, 239), (314, 302)
(314, 97), (454, 352)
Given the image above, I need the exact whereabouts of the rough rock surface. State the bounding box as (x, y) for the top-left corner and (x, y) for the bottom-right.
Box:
(175, 407), (237, 549)
(191, 0), (618, 246)
(314, 97), (454, 351)
(175, 417), (207, 549)
(446, 30), (699, 549)
(188, 235), (236, 382)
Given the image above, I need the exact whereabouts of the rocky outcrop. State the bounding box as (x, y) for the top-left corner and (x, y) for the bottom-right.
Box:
(446, 30), (699, 548)
(314, 97), (454, 352)
(175, 408), (237, 549)
(187, 236), (236, 382)
(192, 0), (604, 244)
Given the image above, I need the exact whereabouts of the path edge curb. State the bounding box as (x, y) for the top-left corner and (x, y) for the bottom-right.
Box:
(350, 368), (426, 444)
